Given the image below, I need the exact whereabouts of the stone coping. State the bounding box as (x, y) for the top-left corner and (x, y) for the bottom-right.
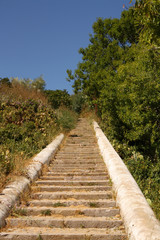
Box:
(0, 133), (64, 228)
(93, 121), (160, 240)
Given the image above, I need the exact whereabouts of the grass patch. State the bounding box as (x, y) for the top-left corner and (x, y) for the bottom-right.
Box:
(11, 208), (27, 217)
(78, 211), (85, 215)
(88, 182), (97, 186)
(56, 107), (78, 131)
(89, 202), (99, 208)
(53, 202), (67, 207)
(41, 209), (52, 216)
(80, 224), (85, 228)
(36, 235), (43, 240)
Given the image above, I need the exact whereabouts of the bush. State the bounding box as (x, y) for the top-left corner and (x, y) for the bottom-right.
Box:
(71, 93), (86, 114)
(0, 84), (59, 188)
(56, 107), (78, 131)
(44, 89), (71, 109)
(103, 132), (160, 220)
(0, 82), (80, 190)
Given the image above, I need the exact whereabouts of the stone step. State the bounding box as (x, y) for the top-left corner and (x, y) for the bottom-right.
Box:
(64, 142), (97, 145)
(0, 227), (127, 240)
(31, 185), (112, 192)
(32, 191), (112, 200)
(66, 137), (96, 139)
(47, 168), (108, 173)
(44, 172), (108, 176)
(59, 152), (100, 155)
(7, 216), (123, 228)
(49, 165), (106, 169)
(63, 143), (98, 147)
(52, 160), (103, 164)
(60, 147), (99, 150)
(55, 156), (102, 160)
(49, 163), (105, 167)
(48, 168), (107, 173)
(40, 175), (109, 180)
(35, 180), (110, 186)
(64, 141), (95, 143)
(60, 148), (100, 151)
(66, 139), (96, 142)
(68, 135), (95, 137)
(28, 199), (116, 208)
(59, 151), (100, 154)
(68, 134), (95, 137)
(56, 153), (100, 156)
(54, 157), (101, 161)
(42, 173), (109, 179)
(14, 206), (119, 217)
(68, 134), (95, 136)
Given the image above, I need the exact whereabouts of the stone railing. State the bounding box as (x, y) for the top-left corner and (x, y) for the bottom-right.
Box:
(93, 121), (160, 240)
(0, 133), (64, 228)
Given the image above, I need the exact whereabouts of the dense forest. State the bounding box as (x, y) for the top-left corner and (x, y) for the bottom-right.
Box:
(67, 0), (160, 218)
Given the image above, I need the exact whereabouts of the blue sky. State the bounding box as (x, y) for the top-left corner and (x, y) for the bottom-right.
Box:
(0, 0), (132, 94)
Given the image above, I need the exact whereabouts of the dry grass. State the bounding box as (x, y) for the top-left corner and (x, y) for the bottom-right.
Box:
(80, 109), (100, 123)
(0, 154), (33, 192)
(41, 164), (49, 176)
(0, 83), (48, 104)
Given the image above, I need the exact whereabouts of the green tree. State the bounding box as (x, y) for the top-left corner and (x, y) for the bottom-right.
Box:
(0, 77), (11, 87)
(116, 44), (160, 157)
(44, 89), (71, 109)
(131, 0), (160, 46)
(32, 75), (46, 90)
(71, 93), (85, 113)
(67, 9), (137, 113)
(66, 5), (160, 159)
(66, 0), (160, 219)
(11, 75), (46, 91)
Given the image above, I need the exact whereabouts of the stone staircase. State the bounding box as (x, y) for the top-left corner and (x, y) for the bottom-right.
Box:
(0, 118), (127, 240)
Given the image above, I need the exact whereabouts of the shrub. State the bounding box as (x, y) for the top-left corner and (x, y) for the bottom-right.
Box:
(104, 132), (160, 220)
(71, 93), (85, 114)
(56, 107), (78, 131)
(0, 84), (58, 188)
(44, 89), (71, 109)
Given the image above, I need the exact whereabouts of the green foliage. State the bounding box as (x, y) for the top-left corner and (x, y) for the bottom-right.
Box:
(52, 202), (66, 207)
(89, 202), (99, 208)
(41, 209), (52, 216)
(0, 80), (79, 189)
(0, 77), (11, 87)
(36, 235), (43, 240)
(44, 89), (71, 109)
(67, 3), (160, 219)
(110, 138), (160, 219)
(116, 45), (160, 157)
(31, 75), (46, 90)
(0, 97), (57, 178)
(11, 75), (46, 91)
(71, 93), (85, 114)
(56, 107), (78, 131)
(133, 0), (160, 46)
(0, 82), (78, 188)
(11, 208), (27, 217)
